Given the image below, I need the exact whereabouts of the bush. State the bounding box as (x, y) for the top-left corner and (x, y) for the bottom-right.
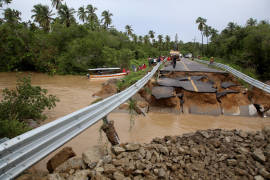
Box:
(0, 75), (59, 138)
(116, 68), (150, 90)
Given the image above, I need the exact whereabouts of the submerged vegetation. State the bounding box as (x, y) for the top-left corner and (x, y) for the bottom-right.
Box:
(0, 75), (59, 138)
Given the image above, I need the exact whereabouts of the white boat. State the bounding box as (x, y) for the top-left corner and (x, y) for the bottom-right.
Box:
(88, 67), (127, 79)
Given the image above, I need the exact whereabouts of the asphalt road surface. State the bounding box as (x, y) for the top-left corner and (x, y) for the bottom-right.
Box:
(158, 58), (227, 93)
(161, 58), (226, 73)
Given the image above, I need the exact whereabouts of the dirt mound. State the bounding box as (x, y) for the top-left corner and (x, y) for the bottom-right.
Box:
(46, 128), (270, 180)
(93, 79), (118, 98)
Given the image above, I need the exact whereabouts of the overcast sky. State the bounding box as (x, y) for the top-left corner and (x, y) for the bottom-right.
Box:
(6, 0), (270, 42)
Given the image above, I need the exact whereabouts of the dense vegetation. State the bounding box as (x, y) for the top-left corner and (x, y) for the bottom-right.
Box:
(0, 0), (174, 75)
(0, 75), (59, 138)
(181, 17), (270, 80)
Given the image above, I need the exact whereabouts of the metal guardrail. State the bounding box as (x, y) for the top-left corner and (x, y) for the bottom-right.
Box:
(0, 61), (164, 180)
(195, 59), (270, 93)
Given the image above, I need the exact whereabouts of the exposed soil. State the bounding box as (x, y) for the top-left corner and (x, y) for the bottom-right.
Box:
(92, 79), (118, 98)
(149, 71), (270, 116)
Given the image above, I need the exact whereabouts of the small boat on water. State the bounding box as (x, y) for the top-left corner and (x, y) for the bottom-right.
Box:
(88, 67), (127, 79)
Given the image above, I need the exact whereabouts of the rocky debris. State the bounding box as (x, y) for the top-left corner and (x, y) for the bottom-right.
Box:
(47, 147), (76, 173)
(82, 147), (103, 167)
(221, 82), (238, 88)
(124, 143), (140, 151)
(46, 128), (270, 180)
(112, 146), (125, 155)
(54, 157), (86, 173)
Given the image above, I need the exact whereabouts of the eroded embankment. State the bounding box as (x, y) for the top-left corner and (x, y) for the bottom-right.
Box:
(35, 128), (270, 180)
(146, 71), (270, 116)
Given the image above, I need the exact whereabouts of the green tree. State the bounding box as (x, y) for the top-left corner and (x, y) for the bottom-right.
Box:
(131, 34), (137, 43)
(138, 35), (143, 44)
(210, 27), (218, 40)
(0, 75), (59, 138)
(196, 17), (207, 54)
(78, 6), (87, 23)
(31, 4), (54, 32)
(3, 8), (21, 24)
(125, 25), (133, 37)
(86, 4), (98, 30)
(157, 34), (163, 50)
(246, 18), (257, 26)
(165, 35), (171, 50)
(143, 35), (150, 45)
(148, 30), (155, 44)
(203, 25), (211, 51)
(57, 3), (76, 27)
(0, 0), (11, 8)
(101, 10), (113, 29)
(51, 0), (63, 9)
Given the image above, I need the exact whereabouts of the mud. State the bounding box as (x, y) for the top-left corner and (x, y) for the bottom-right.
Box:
(0, 72), (105, 124)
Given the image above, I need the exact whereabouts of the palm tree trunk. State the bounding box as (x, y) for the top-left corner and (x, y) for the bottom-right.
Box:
(201, 31), (204, 56)
(206, 36), (209, 55)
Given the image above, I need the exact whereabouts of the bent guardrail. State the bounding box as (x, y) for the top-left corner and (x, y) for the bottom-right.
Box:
(195, 59), (270, 94)
(0, 61), (164, 180)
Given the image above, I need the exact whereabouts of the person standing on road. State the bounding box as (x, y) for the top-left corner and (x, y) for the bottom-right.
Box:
(173, 55), (177, 69)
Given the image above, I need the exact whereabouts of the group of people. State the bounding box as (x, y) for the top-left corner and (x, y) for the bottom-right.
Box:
(148, 56), (165, 66)
(131, 63), (147, 72)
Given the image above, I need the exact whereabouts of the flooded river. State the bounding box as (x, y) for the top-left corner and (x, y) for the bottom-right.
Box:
(0, 72), (270, 172)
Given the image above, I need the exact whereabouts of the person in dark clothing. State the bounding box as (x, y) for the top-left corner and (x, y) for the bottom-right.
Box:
(173, 55), (177, 69)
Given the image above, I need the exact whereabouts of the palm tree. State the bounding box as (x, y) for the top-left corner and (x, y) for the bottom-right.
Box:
(131, 34), (137, 43)
(78, 6), (87, 23)
(57, 3), (76, 27)
(148, 30), (155, 44)
(86, 4), (98, 30)
(259, 20), (268, 25)
(143, 35), (150, 45)
(196, 17), (207, 55)
(203, 25), (210, 51)
(101, 10), (113, 29)
(227, 22), (237, 33)
(31, 4), (54, 32)
(246, 18), (257, 26)
(165, 35), (170, 50)
(209, 27), (218, 40)
(138, 36), (143, 44)
(51, 0), (63, 9)
(157, 34), (163, 50)
(0, 0), (12, 8)
(125, 25), (133, 37)
(4, 8), (21, 24)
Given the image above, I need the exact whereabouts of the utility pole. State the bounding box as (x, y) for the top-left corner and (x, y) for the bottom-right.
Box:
(174, 33), (178, 51)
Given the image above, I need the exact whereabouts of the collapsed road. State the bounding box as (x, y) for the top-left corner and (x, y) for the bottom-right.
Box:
(149, 58), (270, 117)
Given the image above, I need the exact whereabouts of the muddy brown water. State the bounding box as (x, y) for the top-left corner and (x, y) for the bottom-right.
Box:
(1, 72), (270, 173)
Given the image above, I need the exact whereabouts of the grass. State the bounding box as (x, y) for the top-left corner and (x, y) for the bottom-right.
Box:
(116, 67), (151, 90)
(201, 57), (258, 79)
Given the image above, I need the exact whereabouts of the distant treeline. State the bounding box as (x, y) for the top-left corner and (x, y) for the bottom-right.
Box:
(0, 0), (175, 74)
(180, 17), (270, 80)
